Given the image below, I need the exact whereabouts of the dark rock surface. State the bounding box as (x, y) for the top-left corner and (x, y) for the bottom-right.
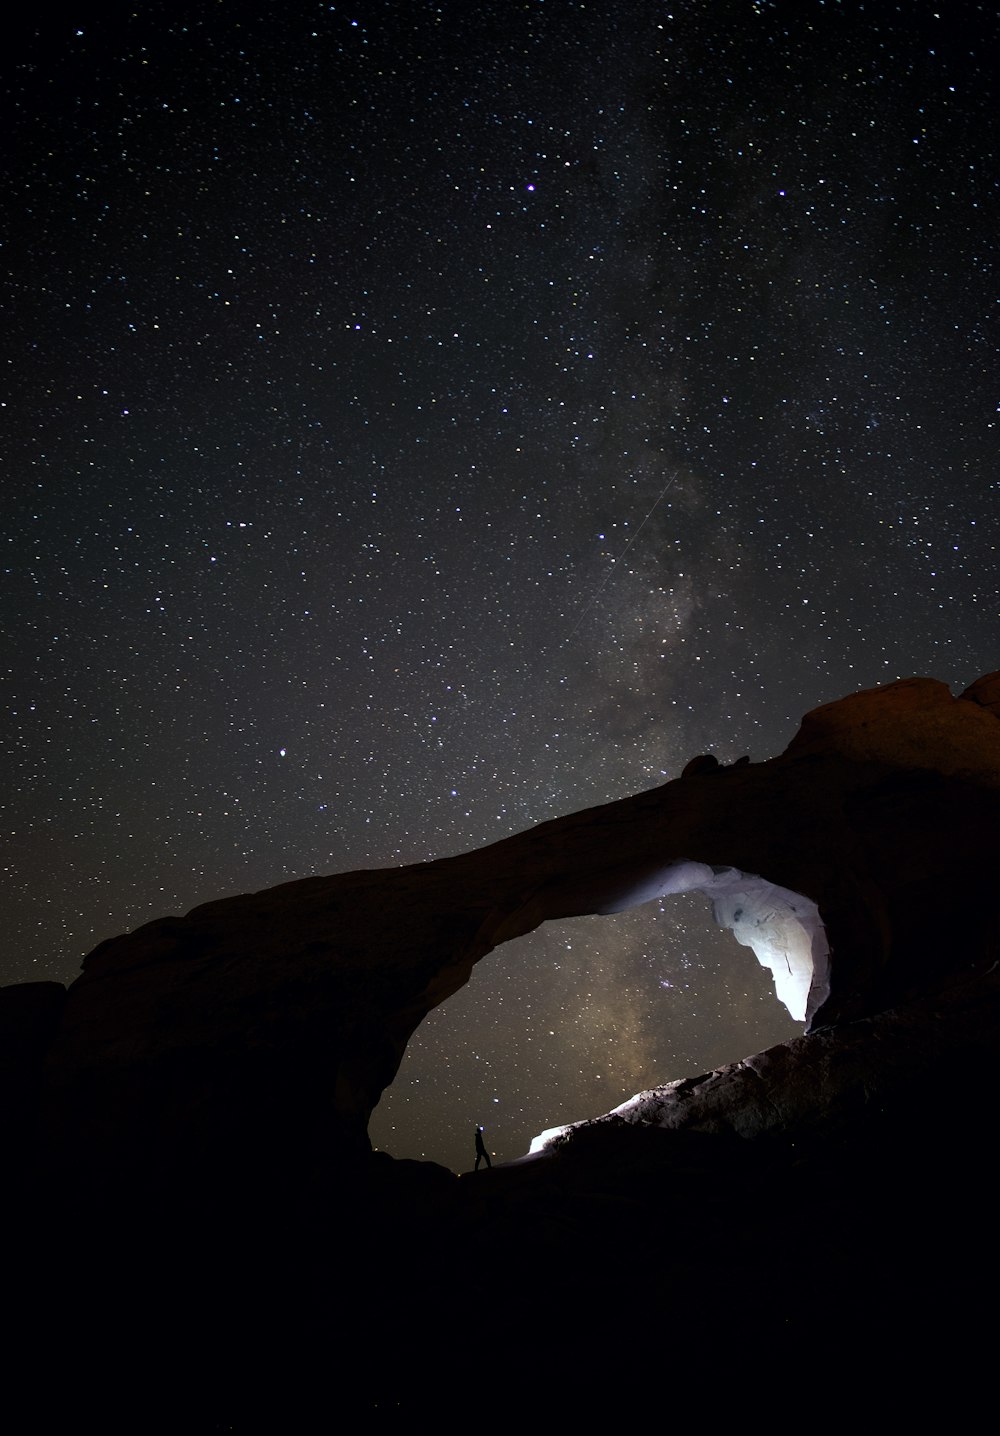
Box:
(4, 673), (1000, 1424)
(0, 980), (65, 1157)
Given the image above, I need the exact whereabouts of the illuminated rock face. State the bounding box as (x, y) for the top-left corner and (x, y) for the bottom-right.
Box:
(5, 671), (1000, 1192)
(708, 874), (827, 1023)
(593, 858), (828, 1022)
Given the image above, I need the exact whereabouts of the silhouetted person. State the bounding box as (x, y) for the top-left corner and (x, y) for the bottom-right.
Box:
(474, 1124), (492, 1171)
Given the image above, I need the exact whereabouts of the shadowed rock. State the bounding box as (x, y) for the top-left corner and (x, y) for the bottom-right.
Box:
(4, 674), (1000, 1423)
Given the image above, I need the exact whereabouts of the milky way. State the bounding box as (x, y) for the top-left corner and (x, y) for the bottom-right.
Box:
(4, 1), (997, 1171)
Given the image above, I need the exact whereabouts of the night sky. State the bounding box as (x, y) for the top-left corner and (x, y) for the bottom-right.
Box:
(4, 1), (997, 1173)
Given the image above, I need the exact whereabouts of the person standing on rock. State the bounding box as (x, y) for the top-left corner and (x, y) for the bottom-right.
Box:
(474, 1124), (492, 1171)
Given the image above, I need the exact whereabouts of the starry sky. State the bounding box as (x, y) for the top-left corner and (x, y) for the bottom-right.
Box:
(3, 0), (998, 1172)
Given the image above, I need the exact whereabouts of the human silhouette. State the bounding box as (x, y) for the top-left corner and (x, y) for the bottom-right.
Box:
(474, 1124), (492, 1171)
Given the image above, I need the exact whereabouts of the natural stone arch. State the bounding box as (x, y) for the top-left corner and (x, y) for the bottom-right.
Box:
(23, 672), (1000, 1195)
(371, 865), (816, 1167)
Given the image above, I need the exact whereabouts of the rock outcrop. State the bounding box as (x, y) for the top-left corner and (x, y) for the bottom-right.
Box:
(4, 672), (999, 1423)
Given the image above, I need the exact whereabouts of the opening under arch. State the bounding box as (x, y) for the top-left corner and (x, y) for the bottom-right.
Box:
(370, 863), (826, 1171)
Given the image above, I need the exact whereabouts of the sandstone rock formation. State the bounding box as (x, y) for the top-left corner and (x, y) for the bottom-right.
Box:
(4, 671), (999, 1423)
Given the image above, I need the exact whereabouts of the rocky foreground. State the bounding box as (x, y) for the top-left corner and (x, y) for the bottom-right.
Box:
(4, 672), (999, 1423)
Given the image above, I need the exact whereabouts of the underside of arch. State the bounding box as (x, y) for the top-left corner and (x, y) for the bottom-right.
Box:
(594, 859), (830, 1026)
